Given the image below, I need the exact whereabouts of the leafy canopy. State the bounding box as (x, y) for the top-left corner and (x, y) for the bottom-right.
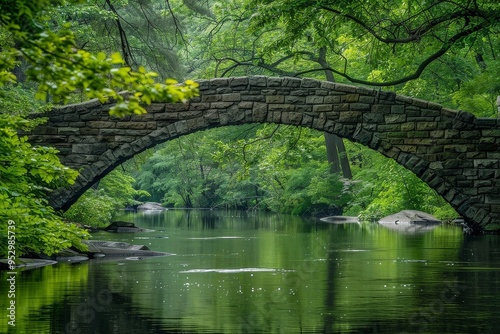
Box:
(0, 0), (199, 116)
(0, 0), (198, 256)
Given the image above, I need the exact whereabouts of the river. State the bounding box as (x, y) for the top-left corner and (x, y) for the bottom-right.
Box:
(1, 209), (500, 333)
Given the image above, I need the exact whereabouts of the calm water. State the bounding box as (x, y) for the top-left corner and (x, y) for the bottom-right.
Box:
(2, 209), (500, 334)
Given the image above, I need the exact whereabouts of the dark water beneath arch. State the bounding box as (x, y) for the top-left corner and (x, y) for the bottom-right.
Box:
(2, 209), (500, 333)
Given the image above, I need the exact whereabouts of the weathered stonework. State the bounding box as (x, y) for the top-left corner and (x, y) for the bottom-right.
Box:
(26, 76), (500, 231)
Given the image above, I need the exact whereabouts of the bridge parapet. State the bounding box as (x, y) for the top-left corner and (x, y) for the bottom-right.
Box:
(27, 76), (500, 231)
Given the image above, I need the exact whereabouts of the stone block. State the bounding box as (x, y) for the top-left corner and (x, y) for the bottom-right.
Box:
(363, 113), (384, 123)
(222, 93), (241, 102)
(313, 105), (332, 112)
(333, 83), (357, 92)
(282, 77), (302, 87)
(238, 101), (254, 109)
(72, 143), (108, 155)
(202, 94), (222, 103)
(230, 77), (249, 87)
(306, 96), (324, 104)
(301, 78), (320, 88)
(210, 102), (234, 109)
(339, 111), (362, 123)
(416, 122), (437, 131)
(252, 103), (268, 122)
(241, 94), (266, 102)
(324, 95), (341, 104)
(262, 90), (278, 96)
(210, 78), (229, 88)
(320, 81), (335, 89)
(285, 96), (305, 104)
(395, 95), (413, 104)
(387, 132), (407, 138)
(116, 122), (147, 130)
(341, 94), (359, 102)
(350, 103), (370, 111)
(54, 127), (78, 136)
(301, 114), (314, 127)
(187, 103), (210, 111)
(63, 113), (81, 122)
(460, 130), (481, 139)
(248, 76), (267, 87)
(332, 103), (350, 111)
(474, 159), (498, 168)
(359, 96), (375, 104)
(130, 114), (154, 122)
(284, 112), (303, 125)
(165, 103), (189, 111)
(385, 114), (406, 124)
(378, 124), (401, 132)
(290, 89), (311, 96)
(154, 112), (178, 121)
(87, 121), (116, 128)
(146, 103), (165, 113)
(296, 105), (312, 113)
(482, 129), (500, 137)
(444, 129), (459, 139)
(266, 95), (285, 103)
(315, 89), (329, 96)
(391, 105), (405, 114)
(371, 105), (391, 113)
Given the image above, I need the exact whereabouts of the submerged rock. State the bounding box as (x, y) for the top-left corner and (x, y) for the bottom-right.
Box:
(83, 240), (172, 258)
(40, 248), (89, 263)
(0, 258), (58, 271)
(378, 210), (441, 233)
(320, 216), (359, 224)
(137, 202), (166, 211)
(104, 221), (153, 233)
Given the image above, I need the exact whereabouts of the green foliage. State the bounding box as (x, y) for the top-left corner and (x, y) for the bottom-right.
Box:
(135, 125), (352, 215)
(136, 128), (238, 208)
(344, 145), (457, 221)
(63, 190), (116, 227)
(0, 1), (199, 116)
(64, 169), (149, 227)
(0, 114), (88, 257)
(99, 169), (150, 207)
(0, 0), (199, 256)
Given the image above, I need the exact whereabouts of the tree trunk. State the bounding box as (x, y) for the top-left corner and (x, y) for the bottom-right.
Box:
(319, 47), (352, 179)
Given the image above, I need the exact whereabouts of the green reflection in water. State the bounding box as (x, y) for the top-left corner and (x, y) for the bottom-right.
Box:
(0, 263), (88, 334)
(3, 210), (500, 333)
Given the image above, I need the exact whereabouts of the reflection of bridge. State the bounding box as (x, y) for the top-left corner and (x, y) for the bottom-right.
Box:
(28, 76), (500, 231)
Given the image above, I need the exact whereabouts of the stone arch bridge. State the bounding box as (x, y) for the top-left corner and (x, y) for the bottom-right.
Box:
(27, 76), (500, 232)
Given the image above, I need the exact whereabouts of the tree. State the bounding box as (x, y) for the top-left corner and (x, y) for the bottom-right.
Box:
(244, 0), (500, 87)
(0, 0), (198, 115)
(0, 0), (198, 256)
(0, 103), (87, 256)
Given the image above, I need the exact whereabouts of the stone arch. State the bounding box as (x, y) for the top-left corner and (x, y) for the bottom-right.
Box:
(28, 76), (500, 231)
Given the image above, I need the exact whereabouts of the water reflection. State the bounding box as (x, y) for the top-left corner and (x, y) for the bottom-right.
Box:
(1, 210), (500, 333)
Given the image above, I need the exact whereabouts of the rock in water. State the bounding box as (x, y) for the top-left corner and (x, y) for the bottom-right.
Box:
(378, 210), (441, 233)
(320, 216), (359, 224)
(103, 221), (153, 233)
(137, 202), (166, 211)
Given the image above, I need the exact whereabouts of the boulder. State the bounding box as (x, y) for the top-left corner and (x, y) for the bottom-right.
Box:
(83, 240), (172, 258)
(136, 202), (166, 211)
(0, 258), (58, 271)
(378, 210), (441, 233)
(103, 221), (153, 233)
(320, 216), (359, 224)
(40, 248), (89, 263)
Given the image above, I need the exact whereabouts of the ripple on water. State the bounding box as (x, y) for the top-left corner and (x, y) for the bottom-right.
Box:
(179, 268), (295, 274)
